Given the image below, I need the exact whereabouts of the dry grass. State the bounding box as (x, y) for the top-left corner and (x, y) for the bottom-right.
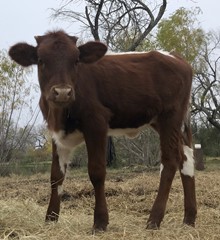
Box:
(0, 168), (220, 240)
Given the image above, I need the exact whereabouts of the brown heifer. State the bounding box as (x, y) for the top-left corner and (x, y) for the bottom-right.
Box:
(9, 30), (196, 230)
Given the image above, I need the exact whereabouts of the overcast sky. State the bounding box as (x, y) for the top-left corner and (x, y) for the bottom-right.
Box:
(0, 0), (219, 50)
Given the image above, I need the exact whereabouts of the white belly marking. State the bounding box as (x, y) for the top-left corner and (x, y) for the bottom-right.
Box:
(108, 126), (145, 138)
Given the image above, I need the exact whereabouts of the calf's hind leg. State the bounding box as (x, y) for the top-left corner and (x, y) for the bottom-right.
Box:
(180, 145), (197, 226)
(147, 118), (182, 229)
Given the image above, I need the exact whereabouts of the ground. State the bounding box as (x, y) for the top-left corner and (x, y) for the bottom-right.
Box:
(0, 166), (220, 240)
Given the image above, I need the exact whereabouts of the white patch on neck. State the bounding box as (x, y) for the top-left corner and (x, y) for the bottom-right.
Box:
(181, 145), (195, 177)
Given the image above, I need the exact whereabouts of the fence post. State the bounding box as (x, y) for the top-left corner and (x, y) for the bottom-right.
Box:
(194, 144), (205, 171)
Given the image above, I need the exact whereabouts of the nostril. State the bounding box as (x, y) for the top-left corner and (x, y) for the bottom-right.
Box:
(67, 88), (72, 97)
(54, 88), (60, 96)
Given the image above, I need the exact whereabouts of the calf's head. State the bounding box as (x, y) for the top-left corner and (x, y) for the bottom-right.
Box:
(9, 30), (107, 108)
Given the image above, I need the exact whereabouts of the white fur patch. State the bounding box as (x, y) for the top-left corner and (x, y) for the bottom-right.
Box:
(160, 164), (164, 175)
(108, 119), (157, 139)
(52, 130), (84, 149)
(108, 124), (147, 139)
(57, 185), (63, 196)
(51, 130), (84, 174)
(157, 50), (175, 58)
(107, 50), (175, 58)
(57, 146), (72, 174)
(107, 51), (146, 55)
(181, 145), (195, 177)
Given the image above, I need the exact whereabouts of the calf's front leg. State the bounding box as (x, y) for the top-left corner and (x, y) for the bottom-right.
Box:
(84, 127), (109, 231)
(45, 141), (68, 221)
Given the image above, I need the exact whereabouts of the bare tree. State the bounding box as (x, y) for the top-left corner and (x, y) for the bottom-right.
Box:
(192, 30), (220, 130)
(32, 124), (49, 149)
(114, 128), (160, 166)
(0, 50), (39, 163)
(51, 0), (167, 50)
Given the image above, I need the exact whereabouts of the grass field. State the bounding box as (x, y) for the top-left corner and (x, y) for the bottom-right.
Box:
(0, 161), (220, 240)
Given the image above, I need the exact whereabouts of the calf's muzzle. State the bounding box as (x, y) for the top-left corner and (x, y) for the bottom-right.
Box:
(48, 85), (74, 105)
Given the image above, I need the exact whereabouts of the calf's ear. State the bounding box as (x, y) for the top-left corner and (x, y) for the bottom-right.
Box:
(9, 43), (38, 67)
(78, 42), (107, 63)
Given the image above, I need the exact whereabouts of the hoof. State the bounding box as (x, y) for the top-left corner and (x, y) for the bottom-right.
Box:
(92, 227), (106, 235)
(45, 213), (59, 222)
(146, 221), (160, 230)
(183, 219), (195, 228)
(93, 225), (107, 232)
(92, 222), (108, 233)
